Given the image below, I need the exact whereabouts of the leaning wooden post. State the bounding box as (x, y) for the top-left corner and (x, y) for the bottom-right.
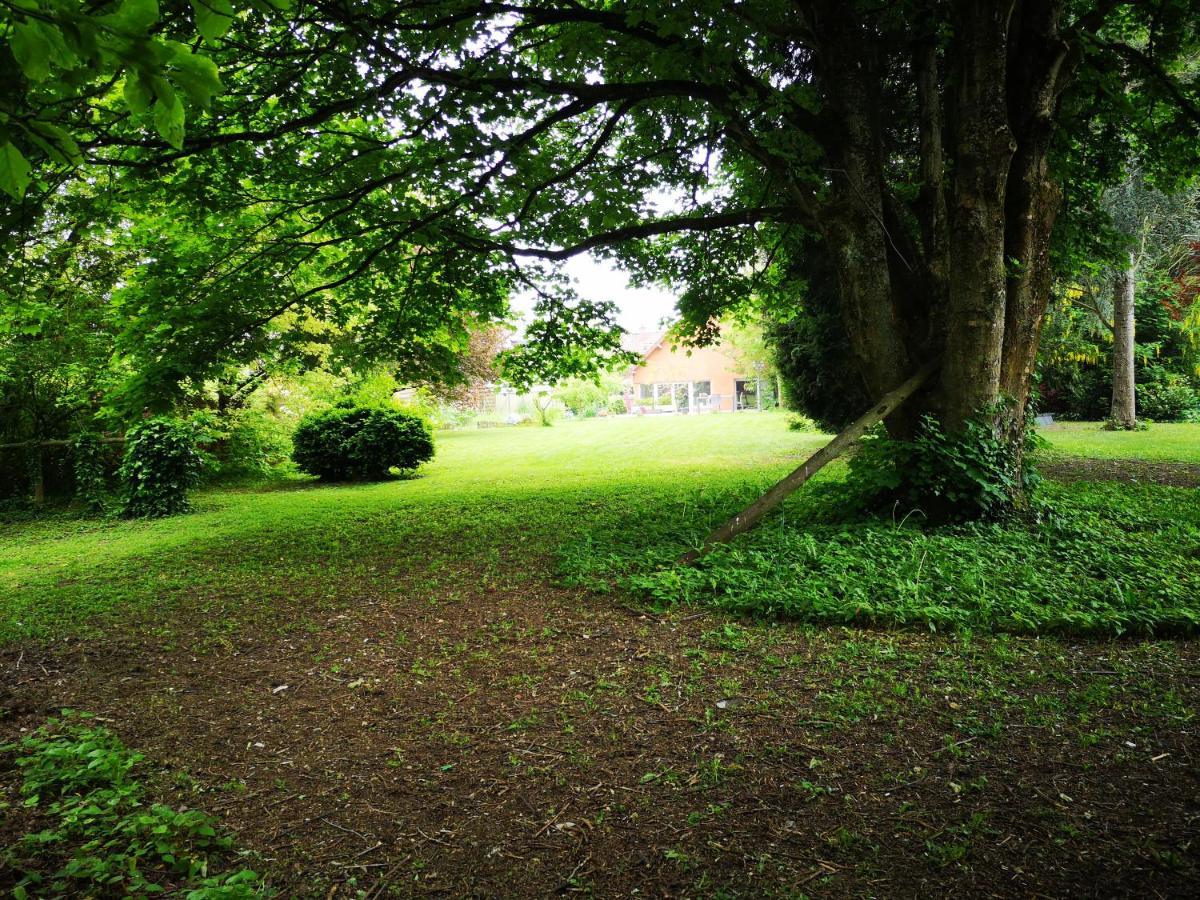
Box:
(678, 360), (939, 565)
(31, 443), (45, 507)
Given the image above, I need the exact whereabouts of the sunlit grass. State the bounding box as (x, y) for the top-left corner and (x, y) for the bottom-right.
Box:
(1038, 421), (1200, 463)
(1, 413), (1196, 643)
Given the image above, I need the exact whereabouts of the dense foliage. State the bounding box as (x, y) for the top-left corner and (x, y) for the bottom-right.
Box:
(118, 418), (204, 517)
(847, 414), (1043, 521)
(291, 405), (434, 481)
(554, 374), (624, 417)
(0, 0), (249, 201)
(1039, 278), (1200, 421)
(767, 240), (872, 431)
(70, 433), (109, 512)
(2, 712), (265, 898)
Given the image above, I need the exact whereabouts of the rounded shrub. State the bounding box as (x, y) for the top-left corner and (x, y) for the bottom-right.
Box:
(118, 418), (204, 518)
(291, 405), (434, 481)
(1137, 372), (1200, 422)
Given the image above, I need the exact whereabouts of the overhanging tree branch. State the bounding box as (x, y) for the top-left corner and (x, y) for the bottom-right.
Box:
(1103, 41), (1200, 129)
(451, 207), (803, 261)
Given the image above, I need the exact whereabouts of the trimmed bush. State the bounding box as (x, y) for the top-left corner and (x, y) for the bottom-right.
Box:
(291, 405), (434, 480)
(118, 418), (204, 518)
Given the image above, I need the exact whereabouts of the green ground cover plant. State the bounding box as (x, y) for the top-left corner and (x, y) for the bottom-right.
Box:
(1, 711), (266, 898)
(560, 480), (1200, 635)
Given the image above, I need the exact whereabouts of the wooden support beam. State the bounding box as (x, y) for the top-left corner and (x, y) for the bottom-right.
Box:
(0, 436), (126, 450)
(31, 446), (44, 507)
(677, 360), (938, 565)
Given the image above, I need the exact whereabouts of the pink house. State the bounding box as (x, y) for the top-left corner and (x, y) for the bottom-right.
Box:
(622, 330), (764, 413)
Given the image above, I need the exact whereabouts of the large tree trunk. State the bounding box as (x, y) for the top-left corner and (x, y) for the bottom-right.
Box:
(802, 0), (1074, 515)
(812, 5), (922, 438)
(997, 0), (1070, 472)
(1110, 256), (1137, 428)
(938, 0), (1017, 432)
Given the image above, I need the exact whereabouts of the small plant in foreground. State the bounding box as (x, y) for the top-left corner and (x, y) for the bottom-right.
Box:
(291, 404), (434, 480)
(2, 711), (267, 898)
(118, 417), (204, 517)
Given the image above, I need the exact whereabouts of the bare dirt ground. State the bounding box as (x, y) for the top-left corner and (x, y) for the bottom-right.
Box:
(1038, 455), (1200, 488)
(3, 568), (1198, 898)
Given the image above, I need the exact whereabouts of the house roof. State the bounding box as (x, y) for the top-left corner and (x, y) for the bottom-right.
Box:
(620, 329), (667, 359)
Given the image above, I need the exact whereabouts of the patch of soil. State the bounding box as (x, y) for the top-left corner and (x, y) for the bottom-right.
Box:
(2, 571), (1198, 898)
(1040, 455), (1200, 487)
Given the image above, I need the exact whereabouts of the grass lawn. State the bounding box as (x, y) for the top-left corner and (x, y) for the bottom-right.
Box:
(2, 414), (1198, 897)
(1039, 420), (1200, 463)
(0, 415), (826, 645)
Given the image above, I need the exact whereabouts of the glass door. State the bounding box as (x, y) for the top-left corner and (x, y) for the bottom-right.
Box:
(735, 379), (759, 410)
(671, 382), (690, 413)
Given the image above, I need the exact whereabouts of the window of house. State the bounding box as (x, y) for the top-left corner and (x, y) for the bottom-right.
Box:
(694, 380), (711, 396)
(638, 383), (654, 401)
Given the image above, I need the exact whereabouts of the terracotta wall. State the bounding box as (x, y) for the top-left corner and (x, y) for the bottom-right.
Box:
(629, 342), (745, 411)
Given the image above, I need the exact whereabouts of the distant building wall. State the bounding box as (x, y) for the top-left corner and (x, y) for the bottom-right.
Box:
(629, 341), (746, 412)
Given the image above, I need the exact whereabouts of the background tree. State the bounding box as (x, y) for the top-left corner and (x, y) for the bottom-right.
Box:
(1039, 174), (1200, 425)
(420, 323), (507, 412)
(1098, 173), (1199, 427)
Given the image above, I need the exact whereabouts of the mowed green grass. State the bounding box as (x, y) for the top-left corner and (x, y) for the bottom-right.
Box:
(1038, 421), (1200, 462)
(0, 415), (819, 644)
(1, 415), (1198, 643)
(0, 414), (816, 581)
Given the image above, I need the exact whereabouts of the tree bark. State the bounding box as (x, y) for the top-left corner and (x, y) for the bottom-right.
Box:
(812, 6), (918, 436)
(1110, 255), (1137, 428)
(938, 0), (1017, 432)
(915, 36), (950, 326)
(997, 0), (1070, 463)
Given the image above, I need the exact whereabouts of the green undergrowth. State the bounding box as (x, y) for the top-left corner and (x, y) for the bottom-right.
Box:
(1, 712), (267, 898)
(559, 481), (1200, 636)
